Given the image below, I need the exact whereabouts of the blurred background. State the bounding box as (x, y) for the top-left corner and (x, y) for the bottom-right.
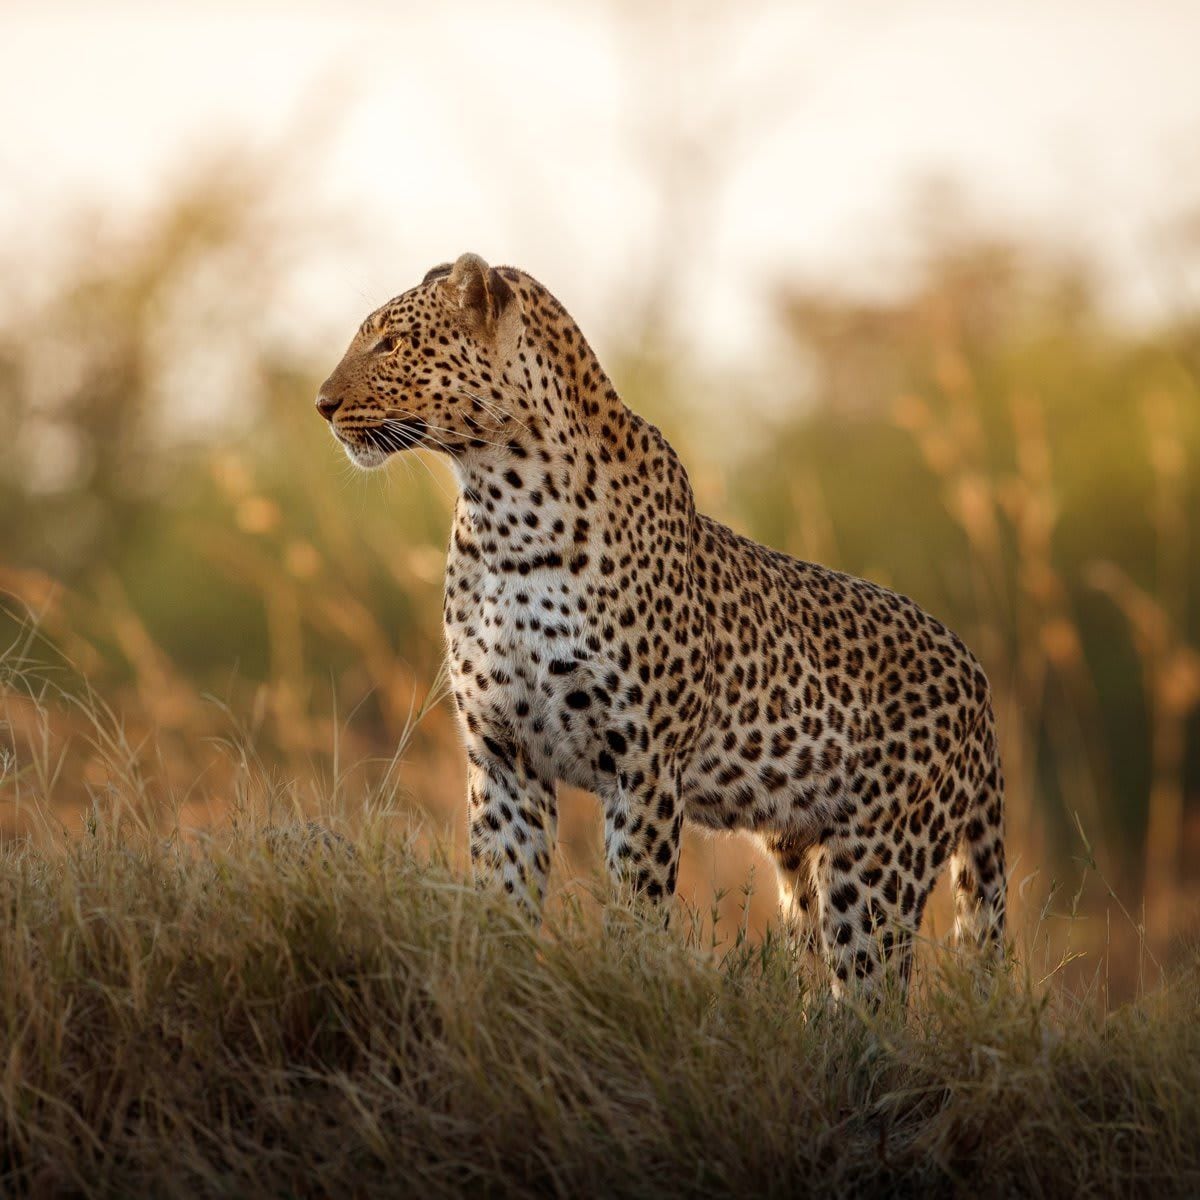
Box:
(2, 0), (1198, 987)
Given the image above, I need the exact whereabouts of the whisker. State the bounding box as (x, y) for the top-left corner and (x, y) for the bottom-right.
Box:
(459, 393), (503, 428)
(366, 419), (454, 502)
(399, 429), (462, 469)
(383, 420), (452, 453)
(455, 389), (510, 431)
(411, 448), (455, 505)
(459, 388), (533, 437)
(379, 415), (511, 454)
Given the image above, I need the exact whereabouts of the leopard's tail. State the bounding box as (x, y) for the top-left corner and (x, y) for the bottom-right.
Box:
(949, 708), (1007, 956)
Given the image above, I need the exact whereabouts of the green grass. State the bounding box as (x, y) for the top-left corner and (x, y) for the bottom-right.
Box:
(2, 815), (1198, 1198)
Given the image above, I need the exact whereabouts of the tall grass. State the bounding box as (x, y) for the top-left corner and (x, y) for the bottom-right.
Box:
(3, 609), (1200, 1195)
(2, 778), (1198, 1194)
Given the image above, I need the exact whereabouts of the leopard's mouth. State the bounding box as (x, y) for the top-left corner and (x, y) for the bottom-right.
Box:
(363, 417), (428, 454)
(333, 417), (428, 470)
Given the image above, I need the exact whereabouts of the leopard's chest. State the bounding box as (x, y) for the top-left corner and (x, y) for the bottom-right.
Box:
(444, 561), (612, 788)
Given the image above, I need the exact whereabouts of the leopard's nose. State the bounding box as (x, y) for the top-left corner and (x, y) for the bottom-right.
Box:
(315, 392), (342, 421)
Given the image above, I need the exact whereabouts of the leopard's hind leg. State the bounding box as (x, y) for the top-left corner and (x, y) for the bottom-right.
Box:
(764, 832), (820, 955)
(949, 711), (1007, 957)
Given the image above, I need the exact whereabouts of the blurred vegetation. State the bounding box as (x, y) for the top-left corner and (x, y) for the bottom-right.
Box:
(0, 157), (1197, 988)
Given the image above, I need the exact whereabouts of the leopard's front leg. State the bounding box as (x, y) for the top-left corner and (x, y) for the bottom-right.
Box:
(465, 737), (557, 920)
(601, 762), (684, 910)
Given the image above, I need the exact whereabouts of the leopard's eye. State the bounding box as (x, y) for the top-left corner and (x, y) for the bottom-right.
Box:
(373, 335), (399, 355)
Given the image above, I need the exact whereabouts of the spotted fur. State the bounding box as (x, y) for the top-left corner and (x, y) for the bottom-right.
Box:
(317, 253), (1007, 996)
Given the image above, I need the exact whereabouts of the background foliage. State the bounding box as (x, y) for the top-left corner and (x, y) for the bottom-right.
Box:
(1, 149), (1198, 992)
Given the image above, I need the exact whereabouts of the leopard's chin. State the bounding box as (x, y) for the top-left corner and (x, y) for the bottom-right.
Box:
(334, 430), (391, 471)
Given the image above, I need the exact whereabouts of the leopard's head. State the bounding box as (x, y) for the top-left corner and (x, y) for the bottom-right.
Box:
(317, 253), (524, 470)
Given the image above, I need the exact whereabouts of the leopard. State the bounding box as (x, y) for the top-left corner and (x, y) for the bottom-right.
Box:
(316, 252), (1007, 997)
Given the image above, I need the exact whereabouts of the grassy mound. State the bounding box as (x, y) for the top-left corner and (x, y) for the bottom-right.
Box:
(2, 822), (1198, 1198)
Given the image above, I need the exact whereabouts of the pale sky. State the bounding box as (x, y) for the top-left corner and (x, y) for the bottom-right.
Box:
(3, 0), (1200, 368)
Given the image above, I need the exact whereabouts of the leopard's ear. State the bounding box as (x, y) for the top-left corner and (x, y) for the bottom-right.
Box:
(422, 262), (453, 284)
(446, 253), (514, 327)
